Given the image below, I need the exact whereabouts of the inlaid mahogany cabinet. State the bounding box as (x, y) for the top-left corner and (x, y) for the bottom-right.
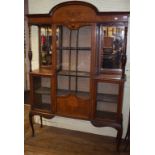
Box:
(27, 1), (129, 151)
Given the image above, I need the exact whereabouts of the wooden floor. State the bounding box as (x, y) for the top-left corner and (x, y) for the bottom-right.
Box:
(24, 105), (130, 155)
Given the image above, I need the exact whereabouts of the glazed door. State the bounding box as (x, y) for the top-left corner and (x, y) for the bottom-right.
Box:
(30, 75), (53, 113)
(55, 24), (93, 119)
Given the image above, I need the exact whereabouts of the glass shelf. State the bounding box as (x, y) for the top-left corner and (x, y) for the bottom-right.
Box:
(35, 87), (51, 95)
(57, 70), (90, 77)
(56, 47), (91, 50)
(97, 93), (118, 103)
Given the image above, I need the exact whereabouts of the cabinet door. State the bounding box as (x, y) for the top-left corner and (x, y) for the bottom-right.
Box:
(95, 81), (119, 121)
(31, 75), (53, 113)
(55, 24), (92, 118)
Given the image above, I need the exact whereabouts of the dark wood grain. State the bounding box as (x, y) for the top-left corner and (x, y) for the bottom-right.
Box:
(27, 1), (129, 25)
(27, 1), (129, 152)
(57, 94), (90, 119)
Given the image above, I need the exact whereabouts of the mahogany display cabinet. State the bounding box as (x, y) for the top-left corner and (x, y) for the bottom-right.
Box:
(27, 1), (129, 151)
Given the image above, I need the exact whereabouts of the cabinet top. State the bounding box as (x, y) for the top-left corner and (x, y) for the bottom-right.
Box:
(27, 1), (129, 26)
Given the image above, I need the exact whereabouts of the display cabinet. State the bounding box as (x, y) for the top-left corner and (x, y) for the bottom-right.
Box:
(27, 1), (129, 151)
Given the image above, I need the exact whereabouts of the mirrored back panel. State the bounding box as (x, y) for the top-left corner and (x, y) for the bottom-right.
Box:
(98, 25), (125, 70)
(39, 26), (52, 68)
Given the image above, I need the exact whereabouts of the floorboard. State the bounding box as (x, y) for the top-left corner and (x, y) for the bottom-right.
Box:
(24, 105), (130, 155)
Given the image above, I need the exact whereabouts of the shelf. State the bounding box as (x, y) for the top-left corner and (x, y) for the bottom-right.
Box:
(41, 65), (52, 68)
(35, 88), (118, 103)
(56, 47), (91, 50)
(57, 89), (90, 99)
(35, 87), (51, 95)
(34, 88), (90, 99)
(32, 103), (51, 111)
(97, 94), (118, 103)
(100, 69), (122, 75)
(57, 70), (90, 77)
(94, 74), (122, 82)
(96, 110), (117, 120)
(30, 68), (53, 76)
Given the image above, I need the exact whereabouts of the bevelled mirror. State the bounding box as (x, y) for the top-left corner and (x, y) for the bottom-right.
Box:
(98, 25), (125, 71)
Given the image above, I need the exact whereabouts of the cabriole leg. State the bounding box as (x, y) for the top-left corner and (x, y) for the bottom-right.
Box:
(29, 112), (35, 137)
(116, 128), (122, 151)
(40, 116), (43, 128)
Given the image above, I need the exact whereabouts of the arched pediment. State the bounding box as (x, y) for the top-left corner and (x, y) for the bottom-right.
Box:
(49, 1), (99, 23)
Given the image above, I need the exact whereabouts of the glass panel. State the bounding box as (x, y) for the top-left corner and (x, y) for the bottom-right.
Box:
(99, 25), (125, 69)
(40, 27), (52, 67)
(56, 25), (91, 99)
(32, 76), (51, 112)
(96, 82), (119, 119)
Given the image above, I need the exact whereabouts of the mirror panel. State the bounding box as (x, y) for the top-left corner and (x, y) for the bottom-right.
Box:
(99, 25), (125, 70)
(40, 26), (52, 67)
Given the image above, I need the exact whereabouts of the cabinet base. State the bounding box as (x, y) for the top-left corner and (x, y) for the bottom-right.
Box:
(29, 110), (122, 151)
